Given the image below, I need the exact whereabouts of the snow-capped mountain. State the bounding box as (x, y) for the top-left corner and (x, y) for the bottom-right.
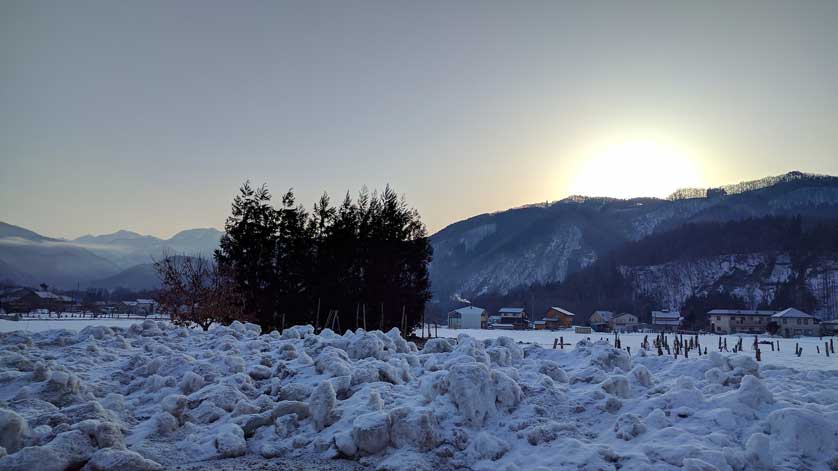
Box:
(429, 171), (838, 305)
(0, 224), (222, 289)
(74, 228), (222, 269)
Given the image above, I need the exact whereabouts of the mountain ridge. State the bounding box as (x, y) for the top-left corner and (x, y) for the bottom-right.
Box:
(428, 171), (838, 311)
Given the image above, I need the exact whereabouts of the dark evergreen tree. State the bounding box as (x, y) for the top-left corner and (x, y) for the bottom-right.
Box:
(215, 181), (432, 335)
(215, 182), (279, 327)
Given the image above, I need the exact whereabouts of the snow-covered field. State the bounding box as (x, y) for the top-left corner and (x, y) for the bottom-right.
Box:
(0, 320), (837, 471)
(433, 327), (838, 371)
(0, 318), (159, 333)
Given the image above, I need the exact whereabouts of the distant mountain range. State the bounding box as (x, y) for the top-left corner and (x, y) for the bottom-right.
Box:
(0, 222), (221, 290)
(3, 170), (838, 310)
(428, 171), (838, 317)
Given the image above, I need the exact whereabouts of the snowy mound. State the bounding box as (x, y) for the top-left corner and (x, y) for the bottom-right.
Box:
(0, 322), (837, 470)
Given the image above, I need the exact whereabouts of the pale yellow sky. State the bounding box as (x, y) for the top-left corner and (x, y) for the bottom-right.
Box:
(2, 1), (837, 239)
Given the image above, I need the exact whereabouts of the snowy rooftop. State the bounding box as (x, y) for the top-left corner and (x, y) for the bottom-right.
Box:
(707, 309), (778, 316)
(591, 310), (614, 320)
(498, 307), (525, 314)
(771, 307), (815, 319)
(450, 306), (486, 316)
(549, 306), (575, 316)
(651, 310), (681, 319)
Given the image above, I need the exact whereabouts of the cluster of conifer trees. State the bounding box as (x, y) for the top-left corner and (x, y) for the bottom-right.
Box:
(214, 182), (432, 334)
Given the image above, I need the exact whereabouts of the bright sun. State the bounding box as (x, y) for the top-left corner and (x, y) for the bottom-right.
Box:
(568, 137), (702, 199)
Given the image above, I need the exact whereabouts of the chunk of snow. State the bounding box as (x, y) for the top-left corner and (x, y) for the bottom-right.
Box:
(309, 380), (336, 431)
(351, 411), (390, 454)
(214, 423), (246, 458)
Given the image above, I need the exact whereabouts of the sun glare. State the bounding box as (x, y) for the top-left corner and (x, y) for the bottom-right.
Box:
(568, 137), (702, 199)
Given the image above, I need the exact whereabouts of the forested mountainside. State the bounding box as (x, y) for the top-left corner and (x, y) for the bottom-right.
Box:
(429, 172), (838, 318)
(451, 216), (838, 323)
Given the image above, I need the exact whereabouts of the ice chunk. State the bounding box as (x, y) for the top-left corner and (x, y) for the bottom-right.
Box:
(348, 332), (385, 360)
(309, 380), (336, 431)
(0, 445), (69, 471)
(630, 365), (652, 387)
(94, 421), (124, 450)
(0, 409), (28, 454)
(161, 394), (188, 422)
(315, 347), (353, 377)
(614, 413), (646, 441)
(422, 338), (453, 354)
(351, 411), (390, 454)
(766, 407), (838, 459)
(388, 407), (439, 451)
(447, 363), (495, 427)
(745, 432), (771, 468)
(214, 423), (246, 458)
(492, 370), (522, 411)
(179, 371), (204, 395)
(538, 360), (568, 383)
(601, 375), (630, 398)
(419, 370), (449, 402)
(468, 432), (509, 461)
(82, 448), (163, 471)
(334, 430), (357, 457)
(247, 365), (272, 380)
(45, 430), (97, 468)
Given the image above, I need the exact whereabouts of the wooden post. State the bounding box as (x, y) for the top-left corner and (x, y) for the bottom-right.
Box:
(560, 336), (564, 349)
(281, 313), (285, 333)
(315, 298), (321, 331)
(826, 342), (830, 357)
(553, 338), (558, 349)
(755, 348), (761, 362)
(363, 304), (367, 331)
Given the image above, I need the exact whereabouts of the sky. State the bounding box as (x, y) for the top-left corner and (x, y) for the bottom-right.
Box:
(2, 1), (837, 239)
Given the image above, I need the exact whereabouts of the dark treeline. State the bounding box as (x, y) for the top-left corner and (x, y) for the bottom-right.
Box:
(463, 215), (838, 325)
(213, 182), (432, 334)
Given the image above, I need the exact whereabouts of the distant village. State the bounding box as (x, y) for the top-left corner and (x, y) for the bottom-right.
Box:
(447, 304), (838, 338)
(0, 286), (160, 318)
(3, 285), (837, 338)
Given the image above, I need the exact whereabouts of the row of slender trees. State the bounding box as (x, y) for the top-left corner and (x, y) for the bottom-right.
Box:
(156, 182), (433, 334)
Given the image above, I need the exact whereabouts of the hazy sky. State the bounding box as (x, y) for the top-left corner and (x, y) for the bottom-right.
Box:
(2, 1), (837, 239)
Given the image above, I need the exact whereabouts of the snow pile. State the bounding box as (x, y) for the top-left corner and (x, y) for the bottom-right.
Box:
(0, 322), (837, 470)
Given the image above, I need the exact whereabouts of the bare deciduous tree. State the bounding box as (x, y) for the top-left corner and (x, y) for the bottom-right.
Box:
(154, 255), (242, 331)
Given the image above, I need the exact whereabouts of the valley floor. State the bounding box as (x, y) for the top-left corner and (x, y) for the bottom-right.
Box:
(0, 320), (836, 471)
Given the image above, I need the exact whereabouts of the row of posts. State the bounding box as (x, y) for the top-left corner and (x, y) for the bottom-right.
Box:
(550, 332), (837, 363)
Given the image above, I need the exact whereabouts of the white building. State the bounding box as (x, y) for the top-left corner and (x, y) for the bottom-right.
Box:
(651, 310), (681, 331)
(771, 308), (817, 337)
(447, 306), (488, 329)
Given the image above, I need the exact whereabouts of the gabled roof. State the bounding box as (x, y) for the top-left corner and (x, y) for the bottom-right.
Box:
(591, 310), (613, 321)
(652, 310), (680, 319)
(707, 309), (777, 316)
(136, 299), (156, 304)
(451, 306), (486, 316)
(613, 313), (637, 321)
(498, 307), (525, 314)
(772, 308), (814, 319)
(549, 306), (575, 317)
